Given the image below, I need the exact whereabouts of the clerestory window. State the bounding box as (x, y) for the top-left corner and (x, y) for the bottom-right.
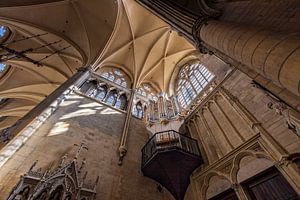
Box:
(176, 62), (214, 108)
(133, 101), (144, 119)
(0, 26), (7, 38)
(136, 83), (158, 101)
(0, 63), (7, 73)
(100, 68), (128, 88)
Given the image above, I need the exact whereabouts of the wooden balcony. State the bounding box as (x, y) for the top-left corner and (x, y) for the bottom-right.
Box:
(141, 130), (203, 200)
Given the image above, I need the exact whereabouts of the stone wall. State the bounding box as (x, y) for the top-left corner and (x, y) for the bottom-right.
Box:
(218, 0), (300, 34)
(0, 93), (173, 200)
(186, 70), (300, 199)
(224, 71), (300, 153)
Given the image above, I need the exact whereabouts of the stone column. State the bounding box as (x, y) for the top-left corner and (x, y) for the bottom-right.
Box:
(212, 95), (245, 142)
(171, 95), (181, 115)
(144, 102), (149, 123)
(103, 88), (111, 102)
(158, 94), (166, 118)
(149, 100), (155, 121)
(188, 119), (209, 164)
(232, 184), (250, 200)
(199, 20), (300, 97)
(207, 101), (234, 151)
(118, 89), (135, 165)
(219, 87), (300, 193)
(198, 109), (224, 158)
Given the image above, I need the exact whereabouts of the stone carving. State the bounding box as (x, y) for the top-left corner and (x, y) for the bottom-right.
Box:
(218, 162), (233, 175)
(7, 145), (98, 200)
(251, 81), (300, 137)
(248, 142), (264, 153)
(267, 100), (300, 137)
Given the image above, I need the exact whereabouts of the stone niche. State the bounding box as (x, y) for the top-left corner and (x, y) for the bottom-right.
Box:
(0, 93), (173, 200)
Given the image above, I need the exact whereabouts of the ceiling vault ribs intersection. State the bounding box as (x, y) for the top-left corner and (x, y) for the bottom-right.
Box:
(0, 0), (196, 135)
(95, 0), (195, 92)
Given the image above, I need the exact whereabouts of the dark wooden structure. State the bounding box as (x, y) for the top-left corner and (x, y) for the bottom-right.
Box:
(141, 130), (203, 200)
(209, 189), (238, 200)
(242, 167), (300, 200)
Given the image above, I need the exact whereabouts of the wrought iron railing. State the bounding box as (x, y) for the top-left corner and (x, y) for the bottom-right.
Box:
(141, 130), (201, 167)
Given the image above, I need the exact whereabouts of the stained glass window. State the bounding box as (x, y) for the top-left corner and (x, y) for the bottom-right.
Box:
(136, 83), (157, 101)
(106, 91), (117, 106)
(176, 62), (214, 108)
(0, 26), (7, 38)
(95, 87), (107, 101)
(100, 68), (128, 88)
(115, 98), (121, 109)
(0, 63), (7, 73)
(133, 102), (143, 119)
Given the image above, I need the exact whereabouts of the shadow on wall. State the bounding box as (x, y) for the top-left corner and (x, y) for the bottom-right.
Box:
(0, 93), (173, 200)
(47, 95), (123, 137)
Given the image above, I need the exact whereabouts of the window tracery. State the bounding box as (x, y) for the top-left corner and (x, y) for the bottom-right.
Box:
(100, 68), (128, 88)
(136, 83), (158, 101)
(133, 101), (144, 119)
(133, 83), (158, 119)
(95, 85), (107, 101)
(0, 25), (10, 44)
(79, 68), (130, 111)
(0, 25), (7, 38)
(176, 62), (214, 108)
(115, 97), (122, 109)
(0, 63), (7, 73)
(106, 90), (118, 106)
(116, 94), (127, 110)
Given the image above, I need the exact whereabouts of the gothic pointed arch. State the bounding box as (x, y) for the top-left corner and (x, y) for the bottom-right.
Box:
(175, 59), (214, 109)
(98, 66), (131, 88)
(133, 101), (144, 119)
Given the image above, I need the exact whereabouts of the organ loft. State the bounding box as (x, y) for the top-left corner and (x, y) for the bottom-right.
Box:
(0, 0), (299, 200)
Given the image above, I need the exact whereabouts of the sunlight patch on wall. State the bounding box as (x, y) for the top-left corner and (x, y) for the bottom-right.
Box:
(0, 87), (74, 169)
(60, 109), (97, 120)
(100, 108), (121, 115)
(67, 95), (84, 100)
(59, 100), (79, 107)
(48, 121), (70, 136)
(79, 102), (103, 108)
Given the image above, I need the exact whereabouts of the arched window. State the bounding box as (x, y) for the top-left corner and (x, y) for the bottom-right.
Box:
(85, 80), (98, 97)
(120, 95), (128, 110)
(0, 25), (10, 44)
(95, 85), (107, 101)
(115, 94), (127, 110)
(136, 83), (158, 101)
(80, 68), (131, 111)
(133, 101), (143, 119)
(176, 62), (214, 108)
(115, 97), (121, 109)
(99, 68), (129, 88)
(0, 63), (7, 73)
(0, 26), (7, 38)
(106, 90), (118, 106)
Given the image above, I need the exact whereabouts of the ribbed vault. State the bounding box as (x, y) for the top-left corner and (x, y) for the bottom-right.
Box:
(94, 0), (196, 92)
(0, 0), (197, 132)
(0, 0), (119, 131)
